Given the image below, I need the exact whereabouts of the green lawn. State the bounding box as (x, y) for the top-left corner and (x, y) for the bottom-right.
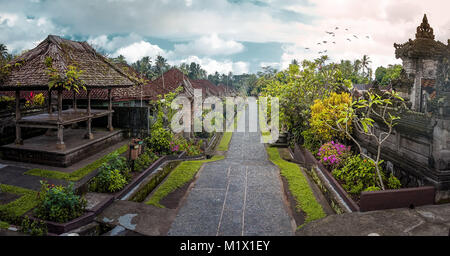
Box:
(266, 147), (325, 227)
(0, 184), (39, 218)
(24, 144), (128, 181)
(146, 155), (224, 208)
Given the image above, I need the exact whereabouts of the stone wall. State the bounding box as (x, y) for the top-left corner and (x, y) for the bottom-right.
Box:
(356, 111), (450, 201)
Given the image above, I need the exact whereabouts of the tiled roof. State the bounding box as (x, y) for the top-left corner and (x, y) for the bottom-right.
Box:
(143, 68), (194, 101)
(0, 35), (136, 90)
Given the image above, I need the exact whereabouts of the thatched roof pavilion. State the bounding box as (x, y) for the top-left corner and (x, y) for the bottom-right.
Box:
(0, 35), (137, 149)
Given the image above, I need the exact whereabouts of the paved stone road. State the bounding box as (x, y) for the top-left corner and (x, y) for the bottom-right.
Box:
(168, 108), (295, 236)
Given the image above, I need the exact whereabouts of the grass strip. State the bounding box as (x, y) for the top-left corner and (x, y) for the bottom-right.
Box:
(266, 147), (325, 227)
(0, 184), (39, 217)
(217, 132), (233, 151)
(0, 221), (9, 229)
(217, 109), (243, 151)
(24, 144), (128, 181)
(146, 155), (224, 208)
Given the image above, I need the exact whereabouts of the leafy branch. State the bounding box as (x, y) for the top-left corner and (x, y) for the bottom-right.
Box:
(44, 56), (86, 93)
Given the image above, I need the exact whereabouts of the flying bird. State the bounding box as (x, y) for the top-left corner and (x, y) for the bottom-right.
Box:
(305, 47), (310, 50)
(335, 27), (339, 30)
(347, 38), (351, 42)
(345, 28), (349, 31)
(332, 41), (336, 44)
(317, 42), (321, 45)
(353, 35), (358, 39)
(323, 41), (327, 43)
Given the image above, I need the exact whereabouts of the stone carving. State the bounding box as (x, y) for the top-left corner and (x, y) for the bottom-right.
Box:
(415, 14), (435, 40)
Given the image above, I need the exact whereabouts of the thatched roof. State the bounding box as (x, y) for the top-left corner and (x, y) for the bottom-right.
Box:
(0, 35), (137, 91)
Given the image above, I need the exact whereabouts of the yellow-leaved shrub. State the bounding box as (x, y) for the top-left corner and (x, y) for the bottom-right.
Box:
(309, 92), (352, 142)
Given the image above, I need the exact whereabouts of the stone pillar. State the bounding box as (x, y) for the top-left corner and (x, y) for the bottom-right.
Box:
(57, 89), (63, 122)
(108, 88), (113, 132)
(56, 124), (65, 150)
(85, 89), (93, 139)
(14, 90), (23, 145)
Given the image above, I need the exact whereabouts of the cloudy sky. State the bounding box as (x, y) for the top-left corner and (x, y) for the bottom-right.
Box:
(1, 0), (449, 75)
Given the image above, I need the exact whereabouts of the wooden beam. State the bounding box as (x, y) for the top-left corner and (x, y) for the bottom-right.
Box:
(15, 90), (23, 145)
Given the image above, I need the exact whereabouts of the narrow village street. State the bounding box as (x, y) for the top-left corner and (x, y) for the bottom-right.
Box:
(169, 107), (295, 236)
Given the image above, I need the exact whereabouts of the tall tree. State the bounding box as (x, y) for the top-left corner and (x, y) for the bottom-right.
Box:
(155, 55), (168, 75)
(111, 54), (127, 64)
(361, 55), (371, 78)
(131, 56), (154, 79)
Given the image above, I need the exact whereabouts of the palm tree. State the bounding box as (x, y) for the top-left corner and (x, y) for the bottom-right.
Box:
(155, 55), (168, 89)
(0, 43), (8, 60)
(361, 55), (372, 78)
(155, 55), (168, 75)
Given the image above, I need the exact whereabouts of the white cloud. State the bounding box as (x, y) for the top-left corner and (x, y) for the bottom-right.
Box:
(87, 33), (143, 52)
(173, 55), (249, 75)
(173, 34), (244, 57)
(0, 12), (66, 53)
(114, 41), (166, 63)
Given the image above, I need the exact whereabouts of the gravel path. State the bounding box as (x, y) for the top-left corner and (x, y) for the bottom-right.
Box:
(168, 108), (295, 236)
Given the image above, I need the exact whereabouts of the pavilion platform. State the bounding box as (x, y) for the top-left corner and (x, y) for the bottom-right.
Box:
(0, 128), (123, 167)
(16, 108), (112, 128)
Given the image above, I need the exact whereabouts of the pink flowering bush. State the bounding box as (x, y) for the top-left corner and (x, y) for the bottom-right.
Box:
(317, 141), (351, 170)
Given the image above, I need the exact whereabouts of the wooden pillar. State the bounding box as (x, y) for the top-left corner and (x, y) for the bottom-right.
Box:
(71, 90), (79, 129)
(85, 89), (93, 139)
(14, 90), (23, 145)
(56, 89), (65, 149)
(72, 90), (77, 111)
(108, 88), (113, 131)
(48, 89), (52, 114)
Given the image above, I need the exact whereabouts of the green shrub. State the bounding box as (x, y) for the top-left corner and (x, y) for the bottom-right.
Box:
(89, 166), (128, 193)
(332, 155), (402, 195)
(20, 217), (47, 236)
(332, 155), (382, 195)
(301, 129), (321, 155)
(172, 137), (203, 156)
(145, 126), (174, 155)
(134, 148), (158, 172)
(387, 173), (402, 189)
(34, 181), (86, 223)
(89, 152), (130, 193)
(364, 186), (381, 192)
